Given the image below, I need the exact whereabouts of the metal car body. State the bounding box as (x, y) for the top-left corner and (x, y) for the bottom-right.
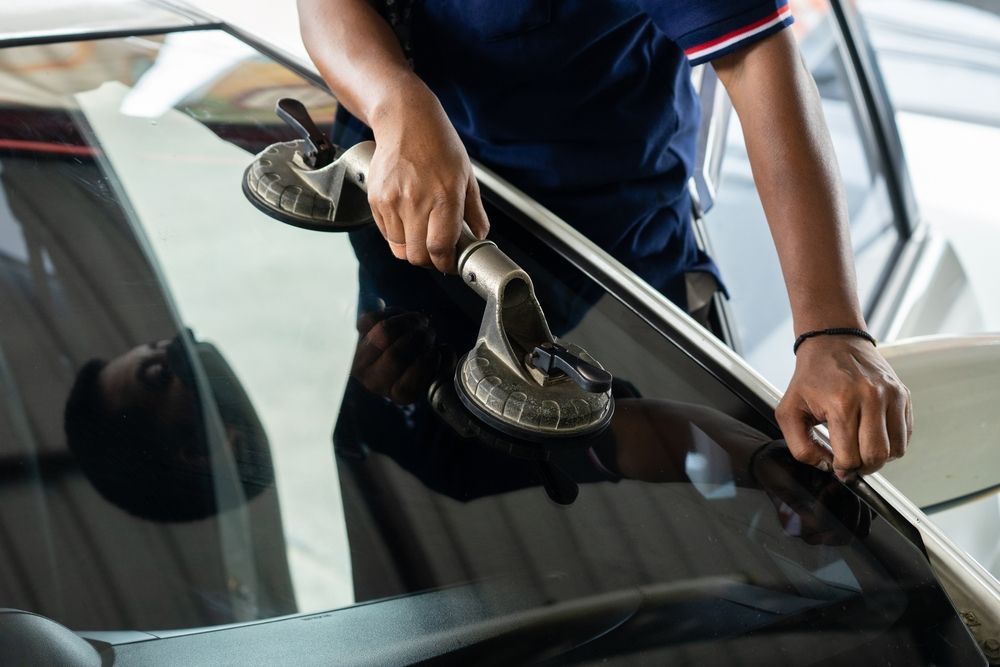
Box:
(0, 1), (997, 664)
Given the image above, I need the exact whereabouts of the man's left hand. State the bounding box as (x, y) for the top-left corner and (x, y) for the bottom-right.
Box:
(776, 336), (913, 480)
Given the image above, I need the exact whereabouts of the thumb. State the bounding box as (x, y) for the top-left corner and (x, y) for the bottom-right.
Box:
(776, 401), (833, 472)
(464, 176), (490, 240)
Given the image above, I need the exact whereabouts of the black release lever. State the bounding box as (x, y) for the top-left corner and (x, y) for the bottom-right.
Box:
(528, 342), (613, 394)
(275, 98), (335, 169)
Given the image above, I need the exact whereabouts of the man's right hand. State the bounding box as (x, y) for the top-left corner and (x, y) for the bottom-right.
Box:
(368, 77), (490, 273)
(297, 0), (489, 273)
(351, 306), (451, 405)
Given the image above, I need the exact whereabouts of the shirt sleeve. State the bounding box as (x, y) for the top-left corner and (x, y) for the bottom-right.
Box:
(639, 0), (795, 66)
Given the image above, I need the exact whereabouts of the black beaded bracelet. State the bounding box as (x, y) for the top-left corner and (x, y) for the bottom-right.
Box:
(793, 327), (877, 355)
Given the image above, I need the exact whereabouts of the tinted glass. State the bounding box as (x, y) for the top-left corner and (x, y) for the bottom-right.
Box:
(706, 0), (900, 385)
(0, 30), (981, 664)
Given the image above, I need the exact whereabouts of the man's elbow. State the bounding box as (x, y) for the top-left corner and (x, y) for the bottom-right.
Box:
(711, 30), (800, 100)
(711, 48), (748, 90)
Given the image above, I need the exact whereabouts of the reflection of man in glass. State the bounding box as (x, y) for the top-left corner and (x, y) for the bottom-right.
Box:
(63, 333), (274, 522)
(336, 235), (873, 544)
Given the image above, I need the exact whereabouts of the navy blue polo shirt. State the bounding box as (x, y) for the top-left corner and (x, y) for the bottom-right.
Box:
(336, 1), (794, 309)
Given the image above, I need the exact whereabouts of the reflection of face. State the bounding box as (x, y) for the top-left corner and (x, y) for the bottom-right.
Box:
(97, 339), (198, 434)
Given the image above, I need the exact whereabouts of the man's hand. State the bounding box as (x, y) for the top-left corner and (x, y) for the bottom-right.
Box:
(777, 337), (913, 479)
(297, 0), (488, 274)
(367, 81), (490, 273)
(714, 31), (913, 476)
(350, 307), (450, 405)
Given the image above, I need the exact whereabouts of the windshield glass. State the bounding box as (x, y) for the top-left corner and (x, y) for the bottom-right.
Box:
(0, 29), (981, 664)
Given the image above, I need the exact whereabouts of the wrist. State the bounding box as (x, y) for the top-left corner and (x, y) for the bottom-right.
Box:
(788, 286), (865, 338)
(792, 311), (865, 339)
(368, 71), (438, 133)
(793, 327), (877, 355)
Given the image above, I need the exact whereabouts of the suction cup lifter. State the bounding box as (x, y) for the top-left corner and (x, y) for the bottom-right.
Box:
(453, 229), (613, 439)
(244, 98), (613, 439)
(243, 98), (375, 231)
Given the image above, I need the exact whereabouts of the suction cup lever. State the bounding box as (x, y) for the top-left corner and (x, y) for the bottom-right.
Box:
(276, 97), (334, 169)
(529, 342), (613, 393)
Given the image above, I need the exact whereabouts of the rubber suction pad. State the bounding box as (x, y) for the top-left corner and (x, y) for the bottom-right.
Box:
(243, 140), (372, 232)
(455, 343), (613, 442)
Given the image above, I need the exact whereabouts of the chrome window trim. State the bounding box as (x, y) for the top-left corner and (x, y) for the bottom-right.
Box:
(830, 0), (919, 235)
(825, 0), (915, 325)
(865, 224), (931, 340)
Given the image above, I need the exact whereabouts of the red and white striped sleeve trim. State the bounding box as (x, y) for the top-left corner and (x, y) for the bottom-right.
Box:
(683, 4), (794, 64)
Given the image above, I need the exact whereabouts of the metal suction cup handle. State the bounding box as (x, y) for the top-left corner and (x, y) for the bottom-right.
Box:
(455, 223), (490, 268)
(529, 342), (613, 394)
(276, 98), (335, 169)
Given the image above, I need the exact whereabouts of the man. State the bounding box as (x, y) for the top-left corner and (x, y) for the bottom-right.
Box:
(298, 0), (912, 479)
(64, 332), (274, 522)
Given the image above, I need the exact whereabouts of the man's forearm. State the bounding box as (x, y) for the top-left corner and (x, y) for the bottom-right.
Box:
(297, 0), (490, 271)
(713, 30), (865, 335)
(297, 0), (425, 128)
(714, 30), (911, 479)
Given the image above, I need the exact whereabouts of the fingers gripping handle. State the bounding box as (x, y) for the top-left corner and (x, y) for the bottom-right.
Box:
(455, 224), (485, 264)
(339, 140), (487, 273)
(331, 141), (555, 370)
(272, 98), (482, 257)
